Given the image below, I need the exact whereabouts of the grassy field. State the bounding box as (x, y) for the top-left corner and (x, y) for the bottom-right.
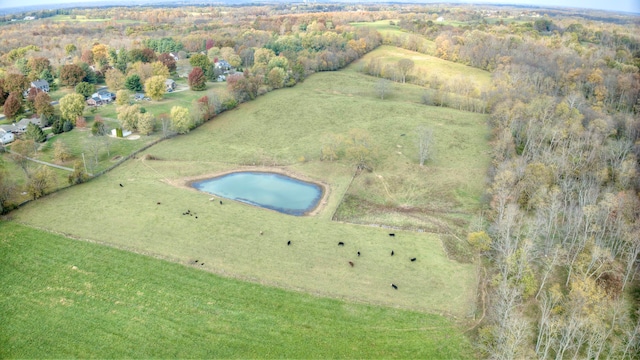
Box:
(353, 45), (492, 90)
(11, 70), (483, 317)
(0, 222), (473, 358)
(351, 20), (436, 54)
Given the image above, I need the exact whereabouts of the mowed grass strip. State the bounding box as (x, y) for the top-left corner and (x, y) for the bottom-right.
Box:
(0, 222), (473, 359)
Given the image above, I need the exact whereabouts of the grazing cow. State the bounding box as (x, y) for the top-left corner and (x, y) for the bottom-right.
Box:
(400, 134), (406, 136)
(201, 263), (204, 266)
(391, 283), (398, 290)
(338, 242), (345, 246)
(260, 231), (263, 235)
(411, 258), (416, 262)
(220, 200), (223, 205)
(287, 240), (291, 246)
(195, 216), (198, 219)
(348, 261), (354, 267)
(119, 183), (124, 187)
(389, 233), (395, 237)
(391, 250), (394, 256)
(157, 202), (161, 205)
(195, 260), (198, 263)
(357, 251), (360, 257)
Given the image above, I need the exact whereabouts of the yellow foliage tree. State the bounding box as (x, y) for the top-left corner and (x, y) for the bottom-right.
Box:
(144, 75), (166, 101)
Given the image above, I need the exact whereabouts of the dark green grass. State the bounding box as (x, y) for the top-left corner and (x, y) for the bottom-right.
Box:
(0, 222), (472, 359)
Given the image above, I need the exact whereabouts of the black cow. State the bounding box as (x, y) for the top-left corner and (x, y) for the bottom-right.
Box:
(391, 250), (394, 256)
(389, 233), (395, 237)
(287, 240), (291, 246)
(357, 251), (360, 257)
(348, 261), (354, 267)
(338, 242), (345, 246)
(119, 183), (124, 187)
(391, 284), (398, 290)
(411, 258), (416, 262)
(157, 202), (161, 205)
(220, 200), (223, 205)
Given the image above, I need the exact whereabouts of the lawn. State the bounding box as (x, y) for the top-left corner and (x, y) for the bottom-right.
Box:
(48, 14), (143, 24)
(0, 222), (473, 358)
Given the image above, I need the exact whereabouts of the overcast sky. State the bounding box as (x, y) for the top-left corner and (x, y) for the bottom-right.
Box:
(1, 0), (638, 14)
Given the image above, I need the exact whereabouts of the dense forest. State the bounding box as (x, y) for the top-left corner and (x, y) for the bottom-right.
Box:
(0, 2), (639, 358)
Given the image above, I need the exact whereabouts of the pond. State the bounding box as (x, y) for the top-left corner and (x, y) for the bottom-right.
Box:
(191, 172), (323, 216)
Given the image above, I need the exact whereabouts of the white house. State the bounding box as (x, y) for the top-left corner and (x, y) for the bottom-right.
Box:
(0, 129), (15, 145)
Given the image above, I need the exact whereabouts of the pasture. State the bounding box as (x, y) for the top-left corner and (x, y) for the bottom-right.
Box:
(351, 20), (436, 54)
(354, 45), (492, 90)
(11, 69), (485, 317)
(0, 222), (473, 358)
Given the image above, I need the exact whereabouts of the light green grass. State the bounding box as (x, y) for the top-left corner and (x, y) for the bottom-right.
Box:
(353, 45), (491, 89)
(12, 70), (481, 317)
(0, 222), (473, 358)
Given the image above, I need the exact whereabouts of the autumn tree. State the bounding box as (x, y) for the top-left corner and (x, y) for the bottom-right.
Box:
(189, 53), (210, 70)
(53, 141), (72, 163)
(34, 92), (54, 119)
(188, 67), (206, 91)
(266, 67), (285, 89)
(27, 57), (51, 81)
(3, 92), (23, 120)
(397, 59), (414, 84)
(59, 93), (85, 122)
(65, 44), (77, 55)
(105, 69), (126, 91)
(3, 73), (27, 93)
(137, 112), (155, 135)
(115, 89), (131, 106)
(345, 129), (377, 171)
(26, 166), (56, 200)
(91, 116), (108, 136)
(151, 62), (170, 78)
(59, 64), (85, 87)
(144, 75), (166, 101)
(117, 104), (142, 131)
(158, 53), (177, 73)
(170, 106), (192, 134)
(81, 49), (94, 65)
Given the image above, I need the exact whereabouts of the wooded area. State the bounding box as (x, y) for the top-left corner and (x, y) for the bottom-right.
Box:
(0, 2), (639, 358)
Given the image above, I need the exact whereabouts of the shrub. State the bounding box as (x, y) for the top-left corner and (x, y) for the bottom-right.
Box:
(51, 120), (64, 134)
(62, 120), (74, 132)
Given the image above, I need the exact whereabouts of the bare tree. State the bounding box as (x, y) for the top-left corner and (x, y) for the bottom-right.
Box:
(416, 125), (434, 166)
(375, 79), (392, 100)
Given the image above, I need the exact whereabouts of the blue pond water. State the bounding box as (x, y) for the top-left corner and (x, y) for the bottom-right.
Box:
(192, 172), (323, 216)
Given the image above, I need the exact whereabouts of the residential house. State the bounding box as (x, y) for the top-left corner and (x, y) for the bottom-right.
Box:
(215, 60), (231, 71)
(0, 124), (19, 134)
(165, 79), (176, 92)
(15, 117), (42, 132)
(30, 79), (50, 93)
(0, 129), (15, 145)
(169, 52), (179, 61)
(86, 96), (102, 106)
(91, 90), (115, 103)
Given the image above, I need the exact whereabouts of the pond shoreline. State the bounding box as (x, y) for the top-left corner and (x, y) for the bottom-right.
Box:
(172, 166), (330, 216)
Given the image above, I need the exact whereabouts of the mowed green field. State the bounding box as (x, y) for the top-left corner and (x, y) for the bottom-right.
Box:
(355, 45), (492, 89)
(0, 222), (472, 358)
